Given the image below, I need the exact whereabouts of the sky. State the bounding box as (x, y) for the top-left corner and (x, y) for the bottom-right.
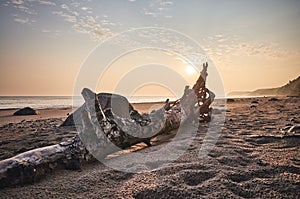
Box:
(0, 0), (299, 97)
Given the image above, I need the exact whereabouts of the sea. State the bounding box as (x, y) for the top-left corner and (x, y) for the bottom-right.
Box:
(0, 96), (177, 109)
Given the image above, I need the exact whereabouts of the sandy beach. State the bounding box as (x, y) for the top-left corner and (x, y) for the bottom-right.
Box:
(0, 97), (299, 198)
(2, 0), (300, 198)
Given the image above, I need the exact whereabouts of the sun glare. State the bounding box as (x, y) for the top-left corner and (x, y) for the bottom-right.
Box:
(185, 65), (196, 75)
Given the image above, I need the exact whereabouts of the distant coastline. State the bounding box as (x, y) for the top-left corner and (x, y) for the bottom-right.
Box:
(228, 76), (300, 97)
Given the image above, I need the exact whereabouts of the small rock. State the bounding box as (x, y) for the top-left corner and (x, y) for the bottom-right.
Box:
(257, 160), (267, 166)
(250, 105), (256, 108)
(268, 97), (279, 102)
(285, 123), (292, 126)
(290, 118), (298, 123)
(251, 100), (259, 104)
(227, 98), (235, 103)
(13, 107), (38, 116)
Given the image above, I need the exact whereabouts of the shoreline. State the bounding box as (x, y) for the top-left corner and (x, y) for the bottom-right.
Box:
(0, 96), (297, 126)
(0, 101), (168, 126)
(2, 95), (298, 111)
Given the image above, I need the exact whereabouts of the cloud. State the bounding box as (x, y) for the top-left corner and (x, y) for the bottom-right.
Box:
(236, 43), (300, 59)
(8, 0), (56, 26)
(11, 0), (56, 6)
(144, 9), (157, 17)
(60, 4), (69, 11)
(9, 0), (115, 41)
(81, 7), (90, 11)
(118, 28), (209, 67)
(70, 1), (80, 8)
(73, 16), (114, 41)
(202, 33), (300, 68)
(159, 1), (173, 6)
(143, 0), (174, 18)
(24, 0), (56, 6)
(11, 3), (37, 15)
(52, 1), (115, 41)
(7, 0), (172, 42)
(11, 0), (24, 5)
(52, 11), (77, 23)
(5, 1), (118, 41)
(13, 17), (30, 24)
(34, 0), (55, 6)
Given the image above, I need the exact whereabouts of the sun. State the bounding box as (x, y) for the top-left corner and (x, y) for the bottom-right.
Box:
(185, 65), (196, 75)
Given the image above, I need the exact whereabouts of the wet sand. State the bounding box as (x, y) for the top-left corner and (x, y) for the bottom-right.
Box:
(0, 97), (299, 198)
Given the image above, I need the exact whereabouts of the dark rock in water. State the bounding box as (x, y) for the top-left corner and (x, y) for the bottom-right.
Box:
(13, 107), (38, 116)
(251, 100), (259, 104)
(227, 98), (235, 103)
(268, 97), (279, 102)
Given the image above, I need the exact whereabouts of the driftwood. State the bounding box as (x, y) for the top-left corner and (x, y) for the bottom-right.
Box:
(0, 135), (92, 188)
(61, 93), (137, 126)
(78, 85), (198, 160)
(0, 63), (214, 188)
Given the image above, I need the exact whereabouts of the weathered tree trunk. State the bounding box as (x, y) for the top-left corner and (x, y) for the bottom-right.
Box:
(78, 85), (199, 160)
(0, 135), (93, 188)
(0, 63), (213, 188)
